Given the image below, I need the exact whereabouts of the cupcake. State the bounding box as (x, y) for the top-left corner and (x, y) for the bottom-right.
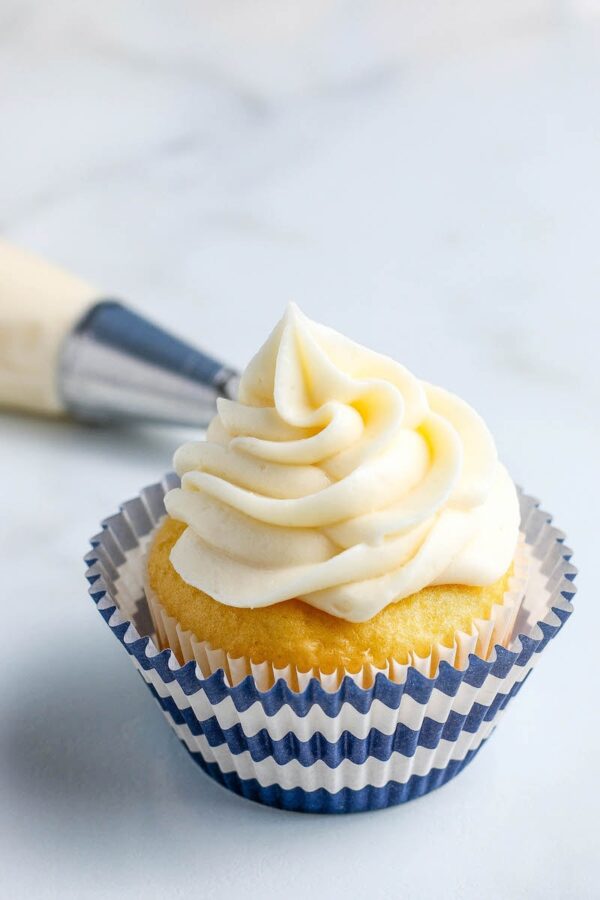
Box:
(87, 304), (575, 813)
(148, 303), (522, 677)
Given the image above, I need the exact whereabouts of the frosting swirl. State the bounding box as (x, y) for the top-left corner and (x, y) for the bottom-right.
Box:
(165, 304), (519, 622)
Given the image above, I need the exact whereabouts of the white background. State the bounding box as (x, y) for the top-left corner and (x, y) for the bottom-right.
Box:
(1, 2), (598, 898)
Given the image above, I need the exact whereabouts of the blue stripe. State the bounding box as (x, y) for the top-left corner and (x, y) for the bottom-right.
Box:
(145, 673), (526, 767)
(180, 740), (488, 813)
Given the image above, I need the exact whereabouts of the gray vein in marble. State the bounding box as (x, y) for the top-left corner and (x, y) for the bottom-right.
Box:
(73, 26), (273, 120)
(0, 135), (203, 230)
(296, 62), (401, 102)
(196, 210), (311, 246)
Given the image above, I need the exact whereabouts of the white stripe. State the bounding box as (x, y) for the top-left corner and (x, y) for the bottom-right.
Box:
(168, 714), (499, 791)
(133, 654), (536, 742)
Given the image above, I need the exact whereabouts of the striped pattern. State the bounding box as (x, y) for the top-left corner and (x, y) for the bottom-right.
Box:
(184, 743), (488, 813)
(86, 478), (575, 813)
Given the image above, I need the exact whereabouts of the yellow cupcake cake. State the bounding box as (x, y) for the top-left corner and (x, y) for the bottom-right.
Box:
(147, 304), (521, 678)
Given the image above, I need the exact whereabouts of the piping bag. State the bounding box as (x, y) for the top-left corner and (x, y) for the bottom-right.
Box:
(0, 241), (239, 427)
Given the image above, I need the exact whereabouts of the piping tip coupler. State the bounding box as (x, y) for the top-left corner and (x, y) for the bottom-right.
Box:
(60, 300), (239, 427)
(0, 240), (238, 428)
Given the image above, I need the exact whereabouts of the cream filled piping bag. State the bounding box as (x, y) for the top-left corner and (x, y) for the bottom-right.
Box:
(0, 240), (238, 427)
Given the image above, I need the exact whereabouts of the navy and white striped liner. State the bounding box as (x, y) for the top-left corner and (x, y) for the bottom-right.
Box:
(85, 477), (575, 813)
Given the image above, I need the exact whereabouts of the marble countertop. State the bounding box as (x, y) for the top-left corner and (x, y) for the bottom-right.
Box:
(1, 3), (597, 898)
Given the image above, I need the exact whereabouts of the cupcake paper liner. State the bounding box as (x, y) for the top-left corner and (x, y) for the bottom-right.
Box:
(85, 474), (576, 814)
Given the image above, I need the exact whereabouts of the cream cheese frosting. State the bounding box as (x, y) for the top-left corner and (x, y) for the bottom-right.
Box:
(164, 304), (520, 623)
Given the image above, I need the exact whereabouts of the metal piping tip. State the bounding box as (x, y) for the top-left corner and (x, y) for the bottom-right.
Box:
(59, 301), (239, 428)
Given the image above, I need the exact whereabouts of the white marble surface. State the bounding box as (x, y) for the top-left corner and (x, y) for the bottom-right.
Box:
(1, 2), (598, 898)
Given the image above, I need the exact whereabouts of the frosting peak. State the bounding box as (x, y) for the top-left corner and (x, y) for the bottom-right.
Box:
(164, 304), (519, 622)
